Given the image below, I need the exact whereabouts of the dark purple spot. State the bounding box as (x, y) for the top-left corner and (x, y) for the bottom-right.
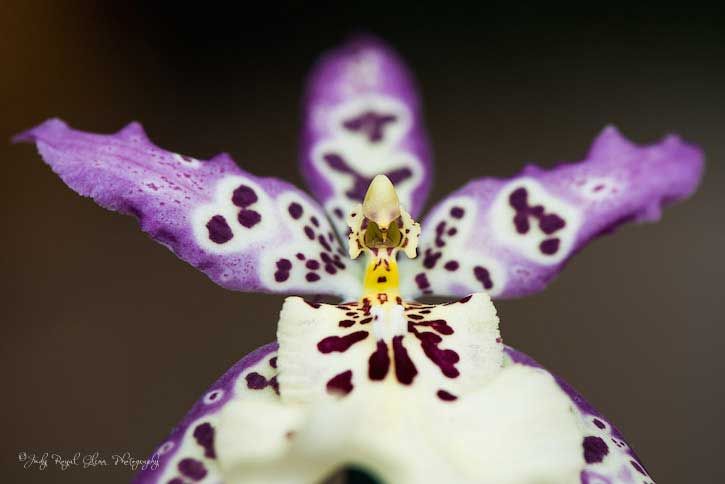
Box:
(444, 260), (459, 271)
(631, 460), (646, 476)
(408, 314), (424, 320)
(304, 226), (315, 240)
(245, 372), (267, 390)
(326, 370), (354, 395)
(274, 270), (289, 282)
(423, 249), (442, 269)
(437, 390), (458, 401)
(539, 213), (566, 234)
(377, 276), (387, 283)
(409, 324), (460, 378)
(276, 258), (292, 270)
(583, 436), (609, 464)
(232, 185), (257, 208)
(415, 272), (431, 290)
(338, 320), (355, 328)
(473, 266), (493, 290)
(509, 187), (528, 210)
(306, 260), (320, 270)
(168, 478), (184, 484)
(459, 295), (472, 303)
(305, 301), (321, 308)
(333, 207), (344, 219)
(269, 357), (277, 368)
(310, 216), (319, 227)
(268, 375), (279, 395)
(392, 336), (418, 385)
(413, 319), (454, 335)
(593, 418), (605, 429)
(368, 340), (390, 380)
(237, 209), (261, 228)
(193, 423), (216, 459)
(178, 458), (207, 480)
(318, 234), (332, 252)
(317, 331), (368, 353)
(325, 264), (337, 274)
(306, 272), (320, 282)
(296, 253), (305, 260)
(539, 238), (560, 255)
(359, 317), (372, 325)
(450, 207), (465, 219)
(288, 202), (303, 219)
(206, 215), (233, 244)
(447, 227), (458, 236)
(342, 111), (397, 142)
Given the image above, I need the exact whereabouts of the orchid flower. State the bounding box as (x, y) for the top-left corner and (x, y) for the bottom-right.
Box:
(16, 36), (702, 484)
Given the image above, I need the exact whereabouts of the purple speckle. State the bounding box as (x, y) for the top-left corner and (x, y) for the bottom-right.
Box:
(631, 460), (647, 476)
(539, 238), (560, 255)
(593, 418), (606, 429)
(473, 266), (493, 290)
(192, 422), (216, 459)
(583, 436), (609, 464)
(437, 389), (458, 401)
(232, 184), (257, 208)
(206, 215), (233, 244)
(306, 259), (320, 270)
(368, 340), (390, 380)
(288, 202), (303, 219)
(392, 335), (418, 385)
(310, 216), (319, 227)
(276, 258), (292, 270)
(326, 370), (354, 395)
(306, 272), (320, 282)
(304, 226), (315, 240)
(237, 209), (261, 228)
(245, 372), (268, 390)
(450, 206), (465, 219)
(444, 260), (459, 271)
(178, 458), (207, 480)
(317, 330), (369, 353)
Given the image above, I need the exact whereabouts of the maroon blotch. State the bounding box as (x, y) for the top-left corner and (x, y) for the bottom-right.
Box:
(237, 209), (261, 228)
(437, 389), (458, 401)
(193, 423), (216, 459)
(317, 330), (369, 353)
(368, 340), (390, 380)
(583, 436), (609, 464)
(206, 215), (233, 244)
(178, 458), (207, 480)
(326, 370), (354, 396)
(232, 184), (258, 208)
(392, 336), (418, 385)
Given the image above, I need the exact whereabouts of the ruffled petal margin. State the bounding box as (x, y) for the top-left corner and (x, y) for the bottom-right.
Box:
(400, 126), (703, 299)
(15, 119), (362, 299)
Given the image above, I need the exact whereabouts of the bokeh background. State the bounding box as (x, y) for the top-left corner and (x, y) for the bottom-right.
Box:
(2, 3), (723, 483)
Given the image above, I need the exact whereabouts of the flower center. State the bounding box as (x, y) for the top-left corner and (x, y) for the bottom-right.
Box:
(347, 175), (420, 303)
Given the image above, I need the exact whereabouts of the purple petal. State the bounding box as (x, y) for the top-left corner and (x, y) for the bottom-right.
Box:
(15, 119), (361, 298)
(300, 35), (433, 237)
(133, 343), (279, 484)
(505, 346), (653, 483)
(401, 126), (703, 299)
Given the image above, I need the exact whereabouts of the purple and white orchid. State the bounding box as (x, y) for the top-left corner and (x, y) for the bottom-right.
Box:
(16, 36), (702, 484)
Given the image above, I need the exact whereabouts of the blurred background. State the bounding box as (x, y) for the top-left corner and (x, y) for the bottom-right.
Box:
(2, 2), (723, 483)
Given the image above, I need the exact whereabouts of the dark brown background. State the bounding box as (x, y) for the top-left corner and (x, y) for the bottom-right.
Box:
(2, 3), (723, 483)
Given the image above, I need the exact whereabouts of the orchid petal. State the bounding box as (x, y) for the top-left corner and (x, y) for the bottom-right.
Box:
(133, 343), (279, 484)
(400, 126), (703, 299)
(300, 36), (433, 239)
(505, 347), (655, 484)
(139, 338), (651, 483)
(16, 119), (363, 298)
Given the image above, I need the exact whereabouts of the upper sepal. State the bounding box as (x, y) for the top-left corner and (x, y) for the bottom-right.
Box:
(400, 126), (704, 299)
(300, 35), (433, 239)
(16, 119), (362, 298)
